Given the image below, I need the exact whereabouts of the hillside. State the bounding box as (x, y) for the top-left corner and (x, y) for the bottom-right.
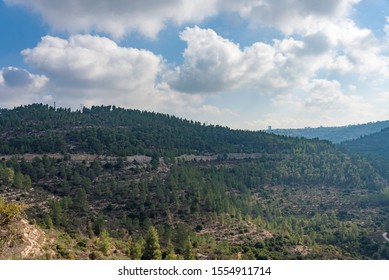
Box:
(342, 127), (389, 157)
(268, 121), (389, 143)
(342, 127), (389, 183)
(0, 104), (314, 156)
(1, 104), (389, 260)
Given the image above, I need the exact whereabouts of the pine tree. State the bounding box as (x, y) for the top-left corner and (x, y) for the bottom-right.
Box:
(131, 238), (145, 260)
(125, 237), (132, 258)
(99, 229), (111, 255)
(142, 226), (162, 260)
(13, 172), (24, 189)
(74, 188), (88, 213)
(184, 238), (195, 260)
(164, 240), (177, 260)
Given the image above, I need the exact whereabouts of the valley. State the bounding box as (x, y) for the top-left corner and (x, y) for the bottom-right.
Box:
(0, 104), (388, 260)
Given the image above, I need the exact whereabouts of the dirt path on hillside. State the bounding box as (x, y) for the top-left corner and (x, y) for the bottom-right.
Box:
(19, 219), (48, 259)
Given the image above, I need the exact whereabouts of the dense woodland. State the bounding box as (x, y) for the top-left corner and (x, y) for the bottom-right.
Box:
(342, 127), (389, 157)
(1, 104), (388, 260)
(0, 104), (317, 156)
(342, 128), (389, 184)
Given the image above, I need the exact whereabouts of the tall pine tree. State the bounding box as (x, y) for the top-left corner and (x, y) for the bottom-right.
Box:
(142, 226), (162, 260)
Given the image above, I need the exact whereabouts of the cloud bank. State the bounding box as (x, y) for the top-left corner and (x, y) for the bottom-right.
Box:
(5, 0), (359, 38)
(4, 0), (219, 38)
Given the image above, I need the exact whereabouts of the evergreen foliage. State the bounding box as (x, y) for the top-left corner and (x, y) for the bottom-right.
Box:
(143, 226), (162, 260)
(0, 104), (388, 260)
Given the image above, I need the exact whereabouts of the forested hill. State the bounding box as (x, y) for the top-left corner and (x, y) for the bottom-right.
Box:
(0, 103), (336, 156)
(1, 104), (389, 260)
(268, 121), (389, 143)
(342, 127), (389, 158)
(341, 128), (389, 182)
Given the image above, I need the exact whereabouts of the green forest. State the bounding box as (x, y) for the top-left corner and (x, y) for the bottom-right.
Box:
(0, 104), (388, 260)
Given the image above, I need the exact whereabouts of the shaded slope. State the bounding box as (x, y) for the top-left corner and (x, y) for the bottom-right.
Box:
(342, 127), (389, 157)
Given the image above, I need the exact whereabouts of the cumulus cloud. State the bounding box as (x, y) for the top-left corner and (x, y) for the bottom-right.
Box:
(22, 35), (161, 89)
(9, 0), (386, 94)
(8, 0), (381, 82)
(5, 0), (360, 38)
(305, 79), (364, 111)
(4, 0), (389, 128)
(167, 27), (334, 94)
(167, 27), (245, 93)
(2, 67), (47, 88)
(222, 0), (360, 36)
(168, 20), (389, 96)
(22, 35), (162, 107)
(19, 34), (205, 113)
(4, 0), (219, 38)
(0, 67), (48, 107)
(330, 21), (389, 77)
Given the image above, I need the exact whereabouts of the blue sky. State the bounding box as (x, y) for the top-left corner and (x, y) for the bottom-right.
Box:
(1, 0), (389, 129)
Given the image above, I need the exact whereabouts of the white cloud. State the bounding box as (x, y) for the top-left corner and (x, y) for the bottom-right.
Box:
(0, 67), (48, 107)
(4, 0), (219, 38)
(17, 34), (208, 114)
(8, 0), (380, 82)
(22, 35), (162, 107)
(167, 27), (245, 93)
(243, 78), (372, 129)
(168, 19), (389, 96)
(168, 27), (333, 94)
(224, 0), (360, 36)
(4, 0), (389, 129)
(22, 35), (161, 89)
(305, 79), (364, 111)
(5, 0), (360, 38)
(336, 21), (389, 77)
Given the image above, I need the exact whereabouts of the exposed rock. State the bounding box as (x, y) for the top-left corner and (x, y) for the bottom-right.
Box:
(1, 219), (52, 259)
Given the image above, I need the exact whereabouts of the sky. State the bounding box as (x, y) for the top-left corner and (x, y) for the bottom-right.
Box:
(2, 0), (389, 130)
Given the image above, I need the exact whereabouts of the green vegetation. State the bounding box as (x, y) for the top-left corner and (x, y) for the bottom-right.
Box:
(0, 104), (340, 156)
(342, 127), (389, 157)
(0, 197), (26, 256)
(0, 198), (25, 227)
(270, 121), (389, 143)
(0, 104), (388, 260)
(342, 128), (389, 197)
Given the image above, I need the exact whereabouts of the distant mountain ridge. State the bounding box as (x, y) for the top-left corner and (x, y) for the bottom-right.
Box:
(268, 121), (389, 143)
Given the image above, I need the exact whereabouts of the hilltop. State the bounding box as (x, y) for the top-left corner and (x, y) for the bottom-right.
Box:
(0, 104), (334, 156)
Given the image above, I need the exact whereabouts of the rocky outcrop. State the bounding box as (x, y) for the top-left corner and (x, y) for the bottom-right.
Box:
(0, 219), (51, 259)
